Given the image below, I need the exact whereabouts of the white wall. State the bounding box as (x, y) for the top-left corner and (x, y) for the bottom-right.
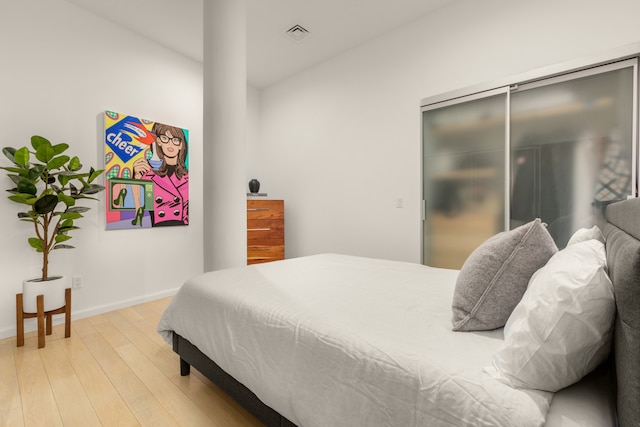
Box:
(246, 86), (263, 186)
(0, 0), (204, 338)
(4, 0), (640, 338)
(258, 0), (640, 263)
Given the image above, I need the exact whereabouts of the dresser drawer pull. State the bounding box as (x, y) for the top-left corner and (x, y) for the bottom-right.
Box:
(248, 228), (271, 232)
(251, 247), (271, 251)
(247, 208), (270, 211)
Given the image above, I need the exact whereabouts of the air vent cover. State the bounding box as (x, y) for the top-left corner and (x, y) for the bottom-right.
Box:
(285, 24), (310, 42)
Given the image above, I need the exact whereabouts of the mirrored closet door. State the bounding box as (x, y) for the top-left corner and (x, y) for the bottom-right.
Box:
(422, 59), (637, 269)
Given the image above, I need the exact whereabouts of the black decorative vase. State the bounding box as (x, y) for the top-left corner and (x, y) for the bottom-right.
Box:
(248, 179), (260, 194)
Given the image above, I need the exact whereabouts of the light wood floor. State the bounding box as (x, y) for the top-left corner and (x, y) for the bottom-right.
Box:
(0, 297), (264, 427)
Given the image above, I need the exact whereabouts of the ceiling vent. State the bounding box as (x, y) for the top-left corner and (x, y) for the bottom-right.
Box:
(284, 24), (310, 42)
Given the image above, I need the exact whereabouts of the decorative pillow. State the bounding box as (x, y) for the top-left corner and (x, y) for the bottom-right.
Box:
(487, 239), (615, 392)
(567, 225), (605, 246)
(451, 219), (557, 331)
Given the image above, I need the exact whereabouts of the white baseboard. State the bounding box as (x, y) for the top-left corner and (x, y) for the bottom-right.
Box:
(0, 288), (180, 341)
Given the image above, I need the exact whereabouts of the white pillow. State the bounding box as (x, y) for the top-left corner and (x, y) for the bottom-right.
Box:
(567, 225), (605, 246)
(487, 239), (615, 392)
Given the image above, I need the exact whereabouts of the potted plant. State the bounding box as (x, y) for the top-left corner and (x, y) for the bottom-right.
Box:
(2, 135), (104, 313)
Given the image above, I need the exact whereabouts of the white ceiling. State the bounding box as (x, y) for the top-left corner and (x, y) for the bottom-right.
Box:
(64, 0), (456, 88)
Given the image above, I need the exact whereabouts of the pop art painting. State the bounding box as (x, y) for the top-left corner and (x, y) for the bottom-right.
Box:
(104, 111), (189, 229)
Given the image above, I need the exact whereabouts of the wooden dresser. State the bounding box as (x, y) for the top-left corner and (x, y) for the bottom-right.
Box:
(247, 199), (284, 265)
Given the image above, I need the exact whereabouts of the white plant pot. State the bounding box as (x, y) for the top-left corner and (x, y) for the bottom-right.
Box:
(22, 276), (67, 314)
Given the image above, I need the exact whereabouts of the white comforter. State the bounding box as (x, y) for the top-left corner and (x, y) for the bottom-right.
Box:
(158, 254), (551, 426)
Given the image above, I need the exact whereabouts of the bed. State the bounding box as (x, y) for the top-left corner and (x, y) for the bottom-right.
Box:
(158, 198), (640, 427)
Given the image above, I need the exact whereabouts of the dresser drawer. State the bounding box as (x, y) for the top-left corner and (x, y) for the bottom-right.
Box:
(247, 200), (284, 220)
(247, 219), (284, 241)
(247, 245), (285, 264)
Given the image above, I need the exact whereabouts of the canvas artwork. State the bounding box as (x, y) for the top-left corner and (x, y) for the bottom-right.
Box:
(104, 110), (189, 229)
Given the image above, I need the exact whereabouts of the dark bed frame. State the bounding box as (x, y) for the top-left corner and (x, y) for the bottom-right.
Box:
(173, 332), (296, 427)
(172, 198), (640, 427)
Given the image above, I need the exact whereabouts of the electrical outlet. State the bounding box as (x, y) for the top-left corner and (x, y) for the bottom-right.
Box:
(72, 275), (82, 289)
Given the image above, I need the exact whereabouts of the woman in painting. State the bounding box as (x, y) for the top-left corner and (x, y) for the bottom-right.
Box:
(132, 122), (189, 226)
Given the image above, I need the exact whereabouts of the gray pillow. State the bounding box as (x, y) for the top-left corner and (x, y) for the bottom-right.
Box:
(451, 219), (557, 331)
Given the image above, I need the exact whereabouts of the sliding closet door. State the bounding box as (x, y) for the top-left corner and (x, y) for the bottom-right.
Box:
(510, 60), (636, 247)
(422, 89), (507, 269)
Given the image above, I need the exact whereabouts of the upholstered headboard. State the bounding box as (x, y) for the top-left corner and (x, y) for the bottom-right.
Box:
(603, 198), (640, 427)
